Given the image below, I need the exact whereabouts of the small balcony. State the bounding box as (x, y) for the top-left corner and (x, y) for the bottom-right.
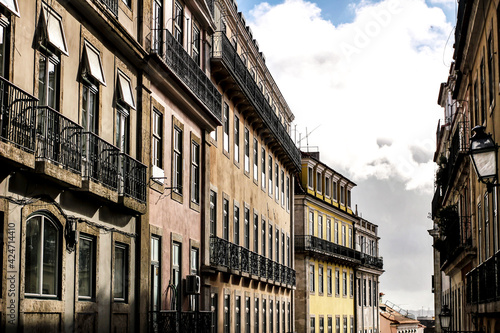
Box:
(0, 76), (37, 168)
(295, 235), (362, 265)
(467, 251), (500, 306)
(149, 310), (212, 333)
(97, 0), (118, 17)
(119, 152), (147, 212)
(211, 31), (301, 171)
(360, 253), (384, 270)
(209, 236), (296, 286)
(36, 106), (83, 187)
(148, 29), (222, 123)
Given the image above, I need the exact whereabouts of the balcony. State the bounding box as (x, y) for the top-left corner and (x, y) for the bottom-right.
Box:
(467, 251), (500, 306)
(211, 31), (301, 171)
(36, 106), (83, 187)
(149, 310), (212, 333)
(119, 152), (147, 212)
(97, 0), (118, 17)
(148, 29), (222, 123)
(209, 236), (296, 286)
(295, 235), (362, 265)
(0, 76), (37, 168)
(360, 253), (384, 270)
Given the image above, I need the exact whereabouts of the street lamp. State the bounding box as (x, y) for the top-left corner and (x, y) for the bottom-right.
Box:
(439, 304), (451, 332)
(470, 125), (499, 191)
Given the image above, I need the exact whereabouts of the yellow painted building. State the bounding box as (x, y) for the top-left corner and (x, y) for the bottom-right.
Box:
(295, 151), (358, 332)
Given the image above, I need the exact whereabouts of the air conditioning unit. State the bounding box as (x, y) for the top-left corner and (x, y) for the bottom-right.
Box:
(186, 275), (200, 295)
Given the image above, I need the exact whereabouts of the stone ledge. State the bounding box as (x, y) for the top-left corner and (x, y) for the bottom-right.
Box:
(35, 160), (82, 188)
(0, 141), (35, 169)
(119, 195), (146, 214)
(77, 179), (119, 203)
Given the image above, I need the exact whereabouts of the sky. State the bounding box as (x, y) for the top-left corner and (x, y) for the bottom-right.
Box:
(238, 0), (457, 312)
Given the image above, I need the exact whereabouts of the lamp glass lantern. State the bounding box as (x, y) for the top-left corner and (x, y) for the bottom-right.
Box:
(439, 304), (451, 330)
(470, 125), (498, 183)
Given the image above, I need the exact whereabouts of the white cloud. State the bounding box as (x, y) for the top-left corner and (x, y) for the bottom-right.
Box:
(248, 0), (453, 193)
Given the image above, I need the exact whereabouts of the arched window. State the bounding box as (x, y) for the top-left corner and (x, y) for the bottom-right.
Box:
(25, 213), (60, 298)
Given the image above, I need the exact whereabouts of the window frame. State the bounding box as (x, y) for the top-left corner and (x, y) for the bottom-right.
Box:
(113, 242), (129, 303)
(78, 233), (96, 301)
(190, 134), (201, 207)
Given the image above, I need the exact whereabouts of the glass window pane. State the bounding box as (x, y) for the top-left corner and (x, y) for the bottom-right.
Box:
(84, 42), (106, 85)
(42, 218), (58, 296)
(114, 244), (126, 300)
(25, 216), (41, 294)
(117, 71), (135, 109)
(42, 5), (68, 55)
(79, 236), (93, 298)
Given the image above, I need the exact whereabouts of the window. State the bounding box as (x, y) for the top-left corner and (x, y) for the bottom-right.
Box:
(342, 225), (346, 246)
(309, 211), (314, 236)
(287, 235), (290, 266)
(244, 128), (250, 173)
(151, 236), (160, 312)
(269, 155), (273, 195)
(327, 219), (331, 242)
(0, 15), (9, 78)
(173, 0), (184, 45)
(340, 185), (345, 205)
(261, 148), (266, 189)
(38, 41), (60, 110)
(275, 229), (279, 262)
(122, 0), (132, 8)
(115, 106), (129, 153)
(343, 316), (347, 333)
(234, 204), (240, 245)
(114, 243), (128, 302)
(348, 228), (353, 248)
(350, 317), (354, 333)
(152, 109), (163, 168)
(173, 125), (183, 194)
(262, 299), (267, 333)
(485, 193), (490, 259)
(335, 317), (340, 333)
(328, 317), (333, 333)
(317, 172), (322, 193)
(286, 176), (290, 211)
(262, 219), (266, 255)
(25, 214), (60, 298)
(244, 207), (250, 249)
(327, 268), (332, 295)
(0, 0), (19, 18)
(276, 301), (280, 333)
(245, 297), (251, 333)
(343, 271), (347, 296)
(40, 3), (69, 55)
(368, 279), (372, 306)
(191, 139), (200, 205)
(117, 70), (135, 109)
(234, 115), (240, 163)
(224, 294), (230, 333)
(192, 24), (200, 65)
(325, 177), (330, 197)
(275, 163), (279, 201)
(332, 181), (338, 201)
(81, 41), (105, 135)
(235, 295), (241, 333)
(318, 266), (324, 294)
(172, 242), (181, 309)
(223, 103), (229, 153)
(152, 0), (163, 53)
(211, 293), (218, 333)
(319, 317), (324, 333)
(310, 264), (315, 292)
(269, 300), (273, 333)
(310, 316), (316, 333)
(269, 224), (273, 259)
(480, 59), (486, 124)
(255, 297), (260, 333)
(350, 273), (354, 297)
(347, 189), (351, 208)
(334, 221), (338, 244)
(79, 234), (95, 300)
(363, 278), (367, 306)
(318, 215), (323, 239)
(281, 232), (285, 264)
(82, 40), (106, 86)
(253, 138), (258, 182)
(254, 213), (259, 252)
(210, 190), (216, 236)
(223, 198), (229, 240)
(335, 269), (340, 296)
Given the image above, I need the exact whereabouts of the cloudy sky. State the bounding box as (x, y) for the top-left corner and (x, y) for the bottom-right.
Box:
(238, 0), (456, 312)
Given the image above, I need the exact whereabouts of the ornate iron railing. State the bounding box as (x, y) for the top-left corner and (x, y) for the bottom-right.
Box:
(211, 31), (301, 170)
(360, 254), (384, 269)
(295, 235), (362, 263)
(36, 106), (82, 173)
(149, 29), (222, 122)
(82, 132), (119, 190)
(436, 214), (473, 268)
(467, 251), (500, 304)
(0, 76), (37, 152)
(97, 0), (118, 17)
(149, 310), (212, 333)
(119, 153), (147, 202)
(209, 236), (295, 285)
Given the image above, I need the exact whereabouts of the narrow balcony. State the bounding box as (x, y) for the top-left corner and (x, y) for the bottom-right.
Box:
(97, 0), (118, 17)
(148, 29), (222, 123)
(82, 131), (119, 193)
(119, 153), (147, 213)
(0, 76), (37, 169)
(360, 253), (384, 270)
(149, 310), (212, 333)
(36, 106), (83, 188)
(209, 236), (295, 287)
(211, 31), (301, 171)
(295, 235), (361, 265)
(467, 251), (500, 308)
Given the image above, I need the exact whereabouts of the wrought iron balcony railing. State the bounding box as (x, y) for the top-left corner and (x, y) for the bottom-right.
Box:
(97, 0), (118, 17)
(36, 106), (82, 173)
(82, 132), (119, 190)
(360, 253), (384, 269)
(435, 214), (473, 268)
(211, 31), (301, 170)
(295, 235), (362, 263)
(149, 29), (222, 122)
(119, 152), (147, 203)
(210, 236), (295, 286)
(466, 251), (500, 305)
(149, 310), (212, 333)
(0, 76), (37, 153)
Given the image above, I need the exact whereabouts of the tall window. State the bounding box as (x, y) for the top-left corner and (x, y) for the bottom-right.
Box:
(211, 293), (218, 333)
(325, 177), (330, 197)
(269, 224), (273, 259)
(173, 126), (183, 194)
(223, 103), (229, 153)
(318, 266), (324, 294)
(269, 300), (273, 333)
(191, 140), (200, 205)
(254, 213), (259, 252)
(0, 14), (10, 78)
(281, 232), (285, 264)
(244, 207), (250, 249)
(309, 264), (315, 292)
(334, 221), (338, 244)
(115, 70), (135, 153)
(326, 219), (331, 242)
(173, 1), (184, 45)
(235, 295), (241, 333)
(261, 148), (266, 189)
(79, 234), (95, 300)
(480, 59), (486, 124)
(275, 164), (279, 201)
(234, 115), (240, 163)
(317, 172), (322, 193)
(340, 185), (345, 205)
(262, 299), (267, 333)
(152, 109), (163, 168)
(115, 106), (129, 153)
(275, 229), (279, 262)
(114, 243), (128, 302)
(172, 242), (181, 309)
(192, 24), (200, 65)
(210, 191), (216, 236)
(319, 317), (324, 333)
(253, 138), (258, 182)
(488, 32), (495, 106)
(310, 317), (315, 333)
(287, 235), (290, 266)
(343, 316), (347, 333)
(81, 41), (105, 132)
(286, 176), (290, 211)
(308, 167), (313, 188)
(234, 204), (240, 245)
(38, 52), (60, 109)
(342, 225), (346, 246)
(223, 198), (229, 240)
(151, 236), (160, 312)
(485, 193), (490, 259)
(269, 155), (273, 195)
(152, 0), (163, 53)
(244, 128), (250, 173)
(245, 297), (251, 333)
(224, 294), (230, 333)
(318, 215), (323, 239)
(335, 269), (340, 296)
(25, 214), (60, 298)
(350, 273), (354, 297)
(281, 170), (285, 206)
(255, 297), (260, 333)
(327, 268), (332, 295)
(309, 211), (314, 236)
(343, 271), (347, 296)
(332, 181), (338, 201)
(262, 219), (266, 255)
